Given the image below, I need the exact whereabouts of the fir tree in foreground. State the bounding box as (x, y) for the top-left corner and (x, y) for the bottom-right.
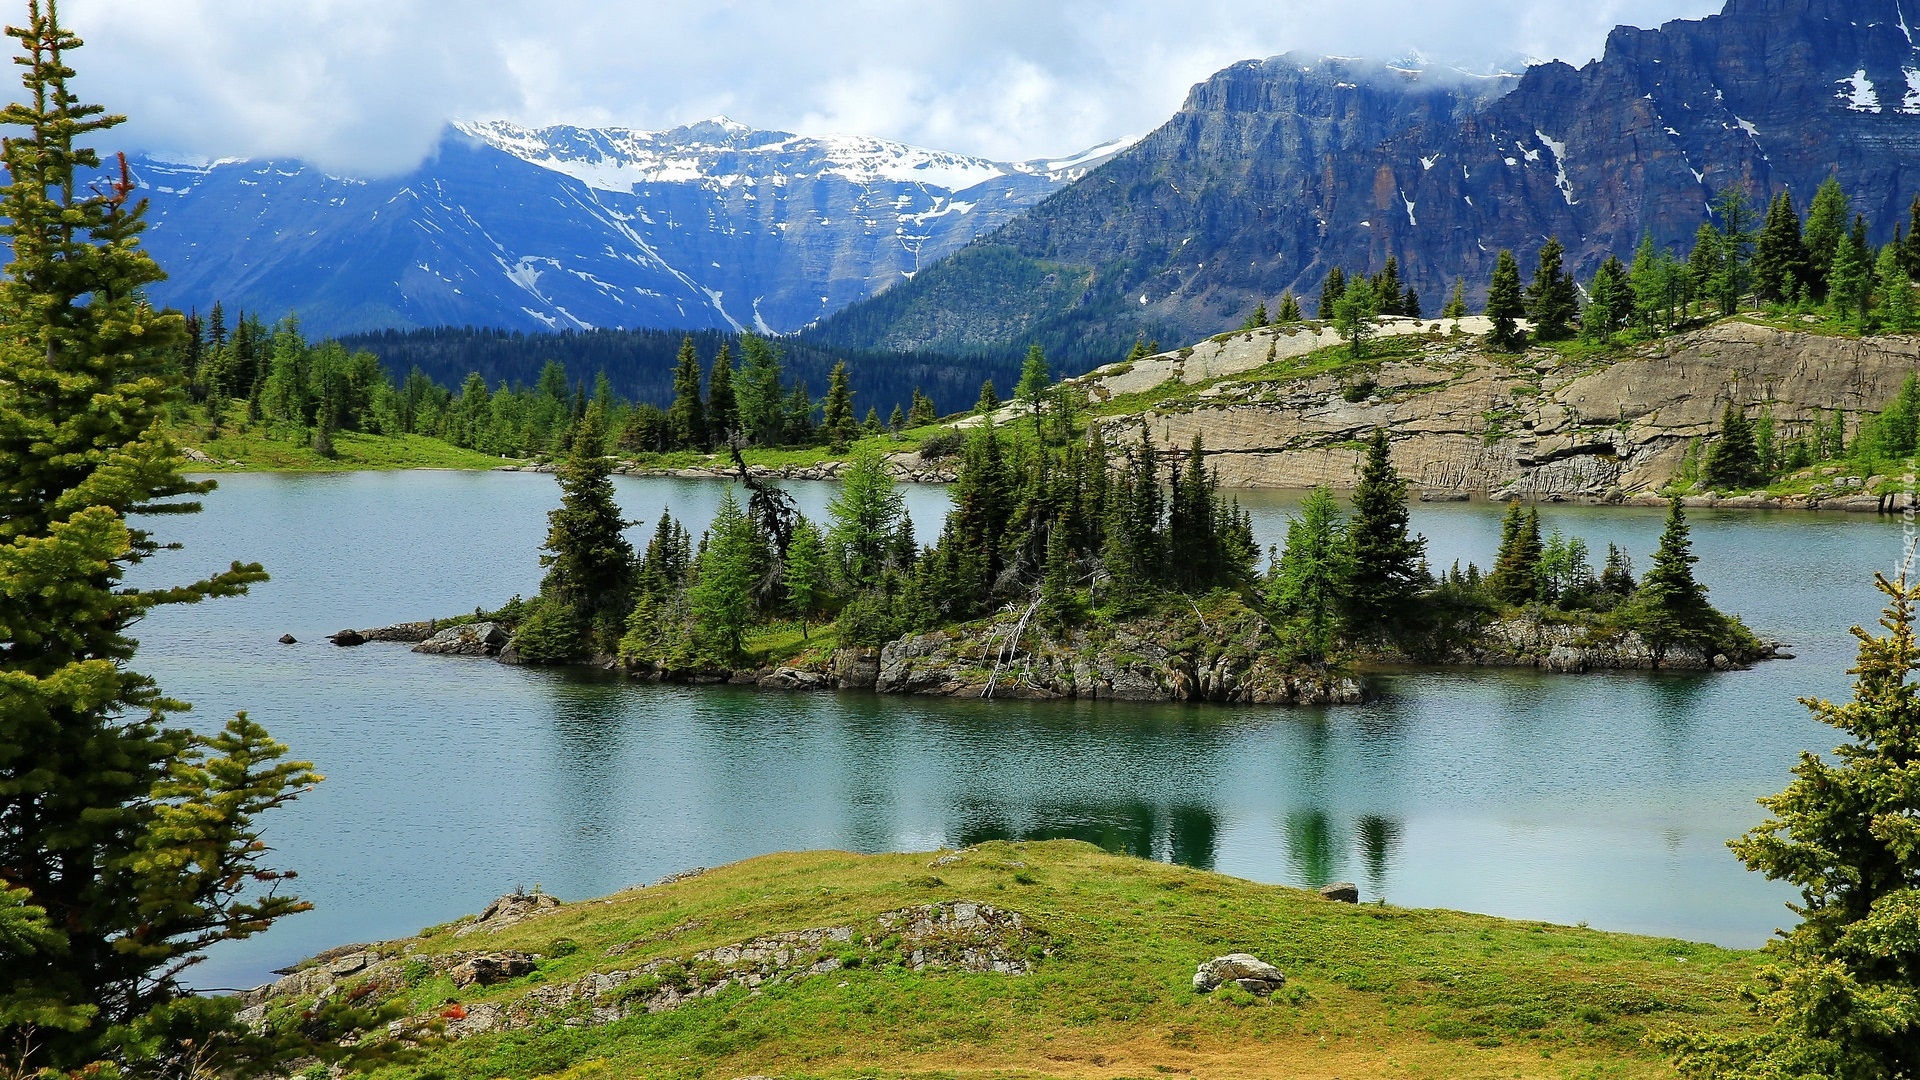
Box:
(516, 404), (635, 661)
(1343, 429), (1427, 638)
(1486, 249), (1526, 352)
(0, 3), (384, 1075)
(1665, 574), (1920, 1077)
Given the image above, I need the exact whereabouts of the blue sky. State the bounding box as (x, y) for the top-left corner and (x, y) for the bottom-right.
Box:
(65, 0), (1722, 174)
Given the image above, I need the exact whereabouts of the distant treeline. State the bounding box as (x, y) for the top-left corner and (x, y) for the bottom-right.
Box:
(333, 325), (1027, 419)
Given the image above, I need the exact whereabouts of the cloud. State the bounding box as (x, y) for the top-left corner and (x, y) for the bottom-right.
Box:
(58, 0), (1724, 175)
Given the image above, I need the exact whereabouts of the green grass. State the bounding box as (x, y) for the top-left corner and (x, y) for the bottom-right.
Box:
(347, 842), (1760, 1080)
(1082, 336), (1429, 422)
(185, 426), (523, 472)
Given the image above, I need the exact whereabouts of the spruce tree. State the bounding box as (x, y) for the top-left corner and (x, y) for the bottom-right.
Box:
(1268, 485), (1349, 660)
(1830, 227), (1874, 331)
(1403, 288), (1422, 319)
(1015, 344), (1051, 439)
(1488, 501), (1542, 605)
(1442, 277), (1468, 319)
(976, 378), (1001, 414)
(705, 342), (737, 443)
(1525, 236), (1578, 341)
(1753, 190), (1808, 303)
(688, 489), (760, 665)
(828, 444), (905, 589)
(783, 517), (826, 638)
(821, 360), (857, 451)
(1905, 194), (1920, 278)
(735, 333), (785, 446)
(1372, 257), (1406, 317)
(666, 335), (706, 450)
(1703, 403), (1762, 490)
(1876, 241), (1915, 333)
(1708, 187), (1759, 314)
(1629, 499), (1719, 663)
(1486, 249), (1526, 351)
(1343, 429), (1426, 637)
(1582, 258), (1623, 342)
(0, 5), (356, 1075)
(1667, 574), (1920, 1076)
(1803, 177), (1851, 301)
(1318, 266), (1348, 320)
(1333, 282), (1377, 360)
(888, 403), (906, 434)
(524, 403), (635, 657)
(907, 387), (937, 427)
(1277, 291), (1303, 322)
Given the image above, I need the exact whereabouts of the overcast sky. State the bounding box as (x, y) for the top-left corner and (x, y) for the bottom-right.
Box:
(63, 0), (1723, 175)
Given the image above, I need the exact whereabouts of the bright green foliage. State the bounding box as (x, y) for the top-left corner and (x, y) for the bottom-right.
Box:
(1333, 284), (1377, 360)
(1488, 502), (1542, 605)
(1876, 242), (1916, 333)
(821, 361), (857, 451)
(1486, 249), (1526, 351)
(975, 378), (1001, 413)
(1318, 266), (1347, 320)
(1266, 486), (1349, 660)
(1525, 236), (1579, 341)
(1803, 177), (1851, 301)
(1632, 234), (1686, 333)
(1441, 277), (1467, 319)
(1014, 344), (1052, 437)
(734, 333), (786, 446)
(1706, 188), (1758, 314)
(907, 388), (938, 427)
(1583, 256), (1631, 342)
(688, 489), (763, 664)
(1626, 499), (1721, 664)
(1703, 404), (1763, 491)
(0, 5), (351, 1075)
(1687, 223), (1723, 312)
(827, 444), (905, 590)
(1343, 429), (1427, 638)
(705, 342), (737, 443)
(666, 335), (707, 450)
(783, 517), (826, 637)
(1536, 531), (1593, 607)
(1829, 227), (1874, 331)
(1667, 575), (1920, 1078)
(1878, 375), (1920, 457)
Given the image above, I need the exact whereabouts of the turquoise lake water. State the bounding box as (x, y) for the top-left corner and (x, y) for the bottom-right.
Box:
(126, 470), (1900, 990)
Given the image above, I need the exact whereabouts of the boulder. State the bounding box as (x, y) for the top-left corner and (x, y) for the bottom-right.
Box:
(327, 628), (366, 647)
(414, 621), (509, 657)
(448, 952), (538, 988)
(454, 891), (562, 937)
(1318, 882), (1360, 903)
(278, 634), (297, 645)
(1193, 953), (1287, 995)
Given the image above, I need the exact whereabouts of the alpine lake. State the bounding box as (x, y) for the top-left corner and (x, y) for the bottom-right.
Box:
(129, 469), (1903, 991)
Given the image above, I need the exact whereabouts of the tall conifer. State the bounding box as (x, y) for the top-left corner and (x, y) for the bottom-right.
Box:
(1486, 249), (1526, 351)
(1343, 429), (1426, 637)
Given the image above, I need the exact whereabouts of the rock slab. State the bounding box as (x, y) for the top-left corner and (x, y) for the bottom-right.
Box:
(1193, 953), (1287, 995)
(414, 621), (509, 657)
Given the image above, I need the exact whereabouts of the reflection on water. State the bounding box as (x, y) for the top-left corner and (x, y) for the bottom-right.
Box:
(128, 472), (1904, 988)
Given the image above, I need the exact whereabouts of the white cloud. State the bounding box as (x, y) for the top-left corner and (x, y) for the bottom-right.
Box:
(58, 0), (1723, 175)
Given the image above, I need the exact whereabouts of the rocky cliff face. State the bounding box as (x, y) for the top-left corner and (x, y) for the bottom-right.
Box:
(127, 120), (1122, 338)
(812, 0), (1920, 364)
(1063, 319), (1920, 498)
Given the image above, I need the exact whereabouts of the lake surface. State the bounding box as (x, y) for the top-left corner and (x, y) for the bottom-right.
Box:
(129, 470), (1901, 990)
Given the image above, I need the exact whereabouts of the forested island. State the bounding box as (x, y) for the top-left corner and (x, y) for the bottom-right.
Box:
(383, 378), (1774, 703)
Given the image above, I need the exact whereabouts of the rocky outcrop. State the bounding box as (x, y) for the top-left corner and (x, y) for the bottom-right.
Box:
(1428, 614), (1777, 672)
(413, 622), (509, 657)
(1318, 882), (1361, 903)
(327, 629), (366, 647)
(1193, 954), (1288, 995)
(358, 621), (440, 644)
(1065, 320), (1920, 496)
(453, 892), (563, 939)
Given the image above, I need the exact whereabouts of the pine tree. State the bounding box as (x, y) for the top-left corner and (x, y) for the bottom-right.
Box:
(1488, 501), (1542, 605)
(888, 403), (907, 434)
(1015, 343), (1051, 439)
(1703, 403), (1762, 490)
(1372, 257), (1406, 317)
(688, 489), (760, 665)
(1333, 282), (1378, 360)
(1267, 486), (1349, 660)
(1344, 429), (1426, 637)
(1582, 258), (1624, 342)
(1277, 291), (1303, 322)
(1629, 499), (1719, 663)
(1708, 187), (1759, 314)
(821, 360), (857, 451)
(1318, 266), (1348, 320)
(705, 342), (737, 443)
(907, 387), (938, 427)
(1753, 191), (1808, 304)
(1876, 241), (1916, 333)
(1830, 226), (1873, 331)
(521, 403), (635, 659)
(1441, 277), (1468, 319)
(0, 6), (359, 1075)
(1905, 194), (1920, 278)
(1687, 223), (1723, 315)
(666, 335), (707, 450)
(1525, 236), (1578, 341)
(735, 333), (785, 446)
(1242, 300), (1269, 330)
(828, 444), (905, 590)
(783, 517), (826, 638)
(1667, 574), (1920, 1076)
(1803, 177), (1851, 301)
(1403, 288), (1422, 319)
(1486, 249), (1526, 351)
(976, 378), (1001, 414)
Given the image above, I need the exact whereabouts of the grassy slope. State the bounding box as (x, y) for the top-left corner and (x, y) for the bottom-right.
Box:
(374, 842), (1759, 1080)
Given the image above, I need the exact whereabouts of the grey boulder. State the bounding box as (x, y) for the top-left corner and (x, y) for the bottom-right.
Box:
(413, 621), (509, 657)
(1193, 953), (1286, 995)
(1318, 882), (1360, 903)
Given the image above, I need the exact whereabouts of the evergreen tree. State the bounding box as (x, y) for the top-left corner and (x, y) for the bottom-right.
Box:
(1753, 190), (1809, 303)
(1403, 287), (1422, 319)
(821, 360), (857, 451)
(1486, 249), (1526, 351)
(1488, 501), (1543, 605)
(1687, 223), (1724, 314)
(522, 404), (635, 658)
(1525, 236), (1578, 341)
(1372, 257), (1406, 317)
(1333, 283), (1378, 360)
(1703, 403), (1763, 490)
(1802, 178), (1852, 301)
(1830, 225), (1874, 330)
(828, 444), (905, 590)
(1318, 266), (1348, 320)
(688, 489), (760, 664)
(1668, 574), (1920, 1077)
(0, 7), (359, 1076)
(1876, 241), (1916, 333)
(861, 405), (881, 435)
(1632, 234), (1684, 333)
(1598, 543), (1637, 600)
(888, 403), (907, 434)
(1707, 187), (1759, 314)
(1242, 300), (1269, 330)
(1277, 291), (1303, 322)
(907, 387), (938, 427)
(1628, 499), (1719, 664)
(976, 378), (1001, 414)
(666, 335), (707, 450)
(1582, 257), (1625, 342)
(1343, 429), (1426, 637)
(1268, 485), (1349, 660)
(1905, 194), (1920, 278)
(705, 342), (737, 443)
(1015, 344), (1051, 438)
(783, 517), (826, 638)
(735, 333), (785, 446)
(1441, 277), (1468, 319)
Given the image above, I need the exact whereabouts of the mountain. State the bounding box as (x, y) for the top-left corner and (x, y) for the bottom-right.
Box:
(127, 119), (1131, 339)
(808, 0), (1920, 365)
